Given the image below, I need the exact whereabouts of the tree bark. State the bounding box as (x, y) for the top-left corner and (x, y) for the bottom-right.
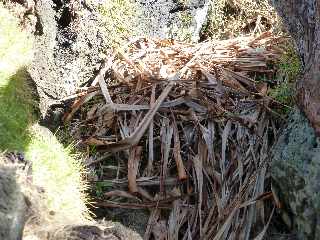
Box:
(271, 0), (320, 135)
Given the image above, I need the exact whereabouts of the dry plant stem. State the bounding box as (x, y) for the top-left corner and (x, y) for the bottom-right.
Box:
(128, 146), (142, 193)
(93, 177), (181, 188)
(172, 118), (187, 180)
(95, 195), (185, 209)
(97, 57), (114, 108)
(104, 190), (139, 201)
(63, 90), (99, 122)
(91, 56), (114, 87)
(145, 84), (156, 176)
(67, 33), (285, 239)
(144, 210), (160, 240)
(96, 44), (207, 153)
(99, 77), (113, 106)
(96, 80), (176, 152)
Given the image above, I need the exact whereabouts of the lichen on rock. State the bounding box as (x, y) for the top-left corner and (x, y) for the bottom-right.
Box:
(272, 109), (320, 239)
(135, 0), (209, 42)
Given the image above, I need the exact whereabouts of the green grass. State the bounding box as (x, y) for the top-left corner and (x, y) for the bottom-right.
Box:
(0, 70), (36, 150)
(277, 46), (301, 82)
(0, 3), (90, 224)
(26, 125), (89, 221)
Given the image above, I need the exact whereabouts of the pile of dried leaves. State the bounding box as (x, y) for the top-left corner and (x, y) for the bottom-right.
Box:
(64, 31), (286, 239)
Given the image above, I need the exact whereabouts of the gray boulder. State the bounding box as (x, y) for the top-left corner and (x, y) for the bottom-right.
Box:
(0, 166), (27, 240)
(136, 0), (209, 42)
(50, 222), (143, 240)
(29, 0), (109, 125)
(272, 108), (320, 239)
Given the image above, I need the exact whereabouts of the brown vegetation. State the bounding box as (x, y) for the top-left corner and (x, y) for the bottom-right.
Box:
(64, 32), (286, 239)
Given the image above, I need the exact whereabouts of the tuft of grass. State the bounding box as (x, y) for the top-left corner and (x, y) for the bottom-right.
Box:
(26, 125), (90, 222)
(0, 3), (91, 227)
(0, 69), (36, 150)
(277, 46), (301, 83)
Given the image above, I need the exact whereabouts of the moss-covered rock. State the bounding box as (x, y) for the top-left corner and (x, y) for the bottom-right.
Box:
(272, 109), (320, 239)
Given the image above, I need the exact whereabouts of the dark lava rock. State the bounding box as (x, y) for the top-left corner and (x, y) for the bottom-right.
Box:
(272, 109), (320, 239)
(136, 0), (209, 42)
(28, 0), (108, 126)
(28, 0), (210, 128)
(52, 222), (143, 240)
(0, 166), (27, 240)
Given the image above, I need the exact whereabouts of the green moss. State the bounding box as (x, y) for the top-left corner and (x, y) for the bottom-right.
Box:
(0, 3), (34, 151)
(269, 45), (302, 110)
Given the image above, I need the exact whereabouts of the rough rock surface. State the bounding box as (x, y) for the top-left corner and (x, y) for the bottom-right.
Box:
(49, 222), (143, 240)
(272, 108), (320, 239)
(29, 0), (109, 125)
(136, 0), (209, 42)
(0, 166), (27, 240)
(95, 208), (149, 237)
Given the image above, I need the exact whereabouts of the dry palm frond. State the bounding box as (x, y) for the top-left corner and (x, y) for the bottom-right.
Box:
(65, 32), (285, 239)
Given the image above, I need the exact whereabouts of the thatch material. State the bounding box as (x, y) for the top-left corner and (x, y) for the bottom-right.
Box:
(65, 32), (286, 239)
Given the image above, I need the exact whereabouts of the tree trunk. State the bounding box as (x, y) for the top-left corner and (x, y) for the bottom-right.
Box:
(270, 0), (320, 135)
